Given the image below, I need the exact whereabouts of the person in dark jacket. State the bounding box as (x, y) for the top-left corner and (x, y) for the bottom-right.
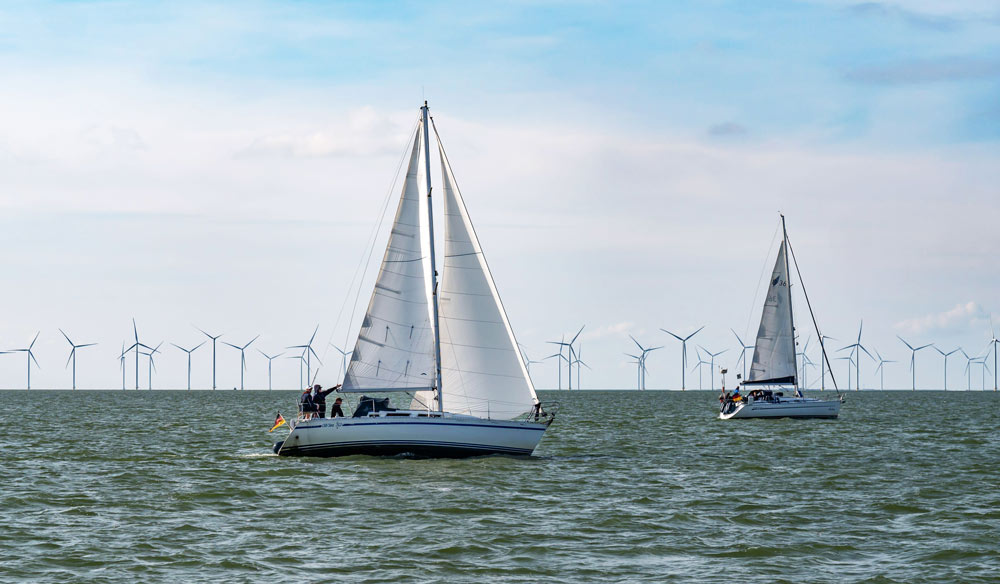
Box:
(299, 387), (316, 418)
(312, 384), (341, 418)
(330, 397), (345, 418)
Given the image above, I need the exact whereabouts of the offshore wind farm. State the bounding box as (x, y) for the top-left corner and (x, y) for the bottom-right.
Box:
(1, 2), (999, 584)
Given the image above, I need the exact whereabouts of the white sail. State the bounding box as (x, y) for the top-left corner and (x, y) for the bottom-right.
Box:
(341, 128), (437, 392)
(747, 239), (797, 385)
(431, 133), (538, 419)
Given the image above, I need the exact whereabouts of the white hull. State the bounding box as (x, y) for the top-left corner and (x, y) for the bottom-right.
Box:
(720, 397), (842, 420)
(276, 411), (549, 458)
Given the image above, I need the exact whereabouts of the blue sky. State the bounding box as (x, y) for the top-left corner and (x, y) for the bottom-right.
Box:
(0, 1), (998, 390)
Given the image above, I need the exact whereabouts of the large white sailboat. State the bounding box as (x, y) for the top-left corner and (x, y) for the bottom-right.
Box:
(275, 102), (555, 457)
(720, 215), (843, 420)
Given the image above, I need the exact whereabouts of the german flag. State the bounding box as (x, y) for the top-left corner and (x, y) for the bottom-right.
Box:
(269, 412), (287, 432)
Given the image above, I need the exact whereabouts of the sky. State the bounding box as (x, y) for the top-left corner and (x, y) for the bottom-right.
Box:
(0, 0), (998, 391)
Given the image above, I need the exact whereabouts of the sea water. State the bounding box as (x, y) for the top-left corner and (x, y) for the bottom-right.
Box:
(1, 390), (997, 583)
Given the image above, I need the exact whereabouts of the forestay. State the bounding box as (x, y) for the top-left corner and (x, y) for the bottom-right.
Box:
(746, 240), (797, 385)
(341, 128), (436, 393)
(428, 130), (538, 419)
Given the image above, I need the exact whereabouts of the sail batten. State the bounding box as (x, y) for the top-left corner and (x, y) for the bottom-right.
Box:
(747, 239), (798, 386)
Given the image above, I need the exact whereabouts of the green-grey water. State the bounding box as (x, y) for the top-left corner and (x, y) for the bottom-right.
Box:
(2, 390), (998, 583)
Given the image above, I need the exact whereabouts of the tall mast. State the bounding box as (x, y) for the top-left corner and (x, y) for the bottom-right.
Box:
(422, 101), (444, 412)
(781, 213), (798, 394)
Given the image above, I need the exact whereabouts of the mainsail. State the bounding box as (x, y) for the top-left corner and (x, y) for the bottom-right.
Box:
(341, 128), (437, 392)
(746, 239), (797, 385)
(429, 130), (538, 419)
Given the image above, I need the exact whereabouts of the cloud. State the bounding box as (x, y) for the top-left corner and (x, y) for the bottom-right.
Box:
(707, 122), (748, 137)
(237, 107), (409, 158)
(844, 57), (1000, 85)
(848, 2), (961, 31)
(81, 125), (147, 152)
(893, 301), (990, 335)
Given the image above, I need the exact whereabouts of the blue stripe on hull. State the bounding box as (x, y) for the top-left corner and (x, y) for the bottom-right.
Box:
(278, 439), (534, 459)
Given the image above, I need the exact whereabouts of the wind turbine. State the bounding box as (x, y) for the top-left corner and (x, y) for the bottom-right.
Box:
(330, 343), (352, 379)
(172, 341), (206, 390)
(691, 350), (710, 390)
(118, 342), (127, 390)
(125, 319), (154, 390)
(139, 343), (161, 390)
(59, 329), (96, 390)
(11, 332), (40, 390)
(548, 326), (585, 390)
(987, 315), (999, 391)
(545, 348), (569, 390)
(630, 335), (662, 390)
(897, 335), (932, 391)
(796, 336), (812, 389)
(697, 346), (728, 391)
(873, 350), (895, 391)
(661, 326), (704, 390)
(729, 328), (755, 383)
(196, 327), (224, 390)
(839, 322), (873, 391)
(288, 325), (322, 387)
(223, 335), (259, 390)
(934, 347), (959, 391)
(258, 349), (284, 391)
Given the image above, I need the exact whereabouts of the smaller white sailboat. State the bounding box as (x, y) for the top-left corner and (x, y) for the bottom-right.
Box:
(274, 102), (555, 457)
(720, 215), (843, 420)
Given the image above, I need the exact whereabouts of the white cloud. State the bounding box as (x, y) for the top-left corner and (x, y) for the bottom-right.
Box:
(237, 107), (410, 159)
(893, 301), (989, 335)
(581, 322), (635, 341)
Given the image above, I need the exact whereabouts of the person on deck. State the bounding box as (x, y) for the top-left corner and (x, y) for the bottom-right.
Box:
(299, 387), (316, 419)
(732, 387), (742, 402)
(312, 384), (341, 418)
(330, 397), (345, 418)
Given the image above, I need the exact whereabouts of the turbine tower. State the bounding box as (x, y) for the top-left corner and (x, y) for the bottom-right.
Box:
(11, 332), (40, 390)
(197, 327), (224, 390)
(60, 329), (96, 390)
(661, 325), (704, 390)
(960, 349), (975, 391)
(934, 347), (959, 391)
(873, 350), (895, 391)
(897, 335), (932, 391)
(625, 353), (643, 390)
(223, 335), (259, 390)
(288, 325), (321, 387)
(172, 341), (206, 391)
(258, 350), (284, 391)
(288, 354), (306, 389)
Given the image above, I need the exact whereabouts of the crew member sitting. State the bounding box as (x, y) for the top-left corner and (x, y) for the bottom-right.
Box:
(331, 397), (345, 418)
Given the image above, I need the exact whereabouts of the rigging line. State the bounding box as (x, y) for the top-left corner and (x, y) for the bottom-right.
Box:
(430, 116), (537, 400)
(744, 220), (782, 351)
(319, 119), (421, 378)
(786, 232), (840, 396)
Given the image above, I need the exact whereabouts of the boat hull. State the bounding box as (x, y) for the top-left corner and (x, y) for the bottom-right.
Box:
(720, 398), (842, 420)
(276, 414), (549, 458)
